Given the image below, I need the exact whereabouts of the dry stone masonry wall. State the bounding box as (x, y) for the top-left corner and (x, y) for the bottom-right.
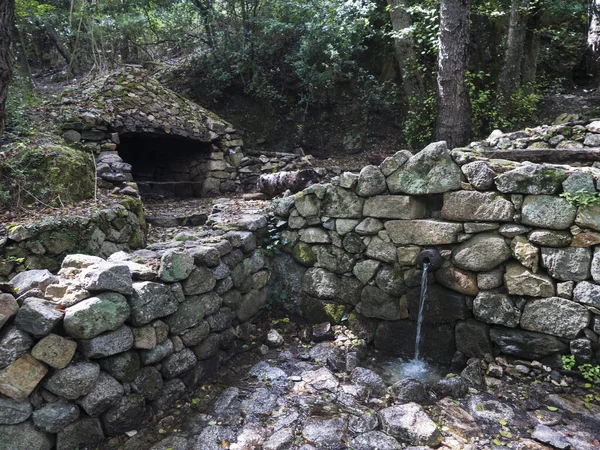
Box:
(272, 140), (600, 367)
(0, 229), (270, 449)
(0, 198), (146, 280)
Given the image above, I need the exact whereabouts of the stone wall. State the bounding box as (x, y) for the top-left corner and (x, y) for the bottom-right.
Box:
(0, 198), (146, 281)
(272, 141), (600, 367)
(0, 230), (270, 449)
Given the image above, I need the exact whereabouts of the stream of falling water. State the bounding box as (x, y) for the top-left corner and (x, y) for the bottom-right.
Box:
(413, 261), (429, 361)
(392, 261), (441, 383)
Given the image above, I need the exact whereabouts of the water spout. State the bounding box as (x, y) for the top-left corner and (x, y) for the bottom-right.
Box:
(414, 249), (442, 361)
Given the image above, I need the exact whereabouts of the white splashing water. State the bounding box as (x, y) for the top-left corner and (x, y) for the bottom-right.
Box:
(414, 261), (429, 361)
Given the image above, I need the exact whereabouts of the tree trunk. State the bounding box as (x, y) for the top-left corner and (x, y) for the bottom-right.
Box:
(521, 3), (541, 89)
(0, 0), (15, 135)
(42, 22), (71, 65)
(434, 0), (471, 148)
(387, 0), (422, 102)
(497, 0), (530, 111)
(588, 0), (600, 82)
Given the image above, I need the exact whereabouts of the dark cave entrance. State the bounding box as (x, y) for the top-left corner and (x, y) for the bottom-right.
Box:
(118, 134), (212, 200)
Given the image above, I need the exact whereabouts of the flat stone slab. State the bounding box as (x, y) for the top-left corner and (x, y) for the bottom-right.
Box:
(385, 220), (463, 245)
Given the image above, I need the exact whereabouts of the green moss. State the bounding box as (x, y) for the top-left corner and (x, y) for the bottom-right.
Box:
(291, 242), (317, 266)
(301, 296), (348, 324)
(0, 143), (95, 209)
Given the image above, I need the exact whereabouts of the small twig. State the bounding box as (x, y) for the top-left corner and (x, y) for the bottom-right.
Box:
(89, 149), (98, 204)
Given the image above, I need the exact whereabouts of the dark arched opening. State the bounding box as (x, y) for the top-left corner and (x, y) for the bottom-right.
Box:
(118, 134), (212, 200)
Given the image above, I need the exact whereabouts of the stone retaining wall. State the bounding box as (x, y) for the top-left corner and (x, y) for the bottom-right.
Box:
(272, 141), (600, 367)
(0, 198), (146, 281)
(0, 230), (270, 449)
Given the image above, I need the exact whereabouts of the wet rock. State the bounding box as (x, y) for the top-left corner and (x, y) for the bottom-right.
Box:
(302, 417), (348, 447)
(349, 411), (379, 433)
(351, 367), (386, 395)
(520, 297), (589, 338)
(263, 427), (295, 450)
(63, 292), (130, 339)
(391, 378), (428, 403)
(0, 396), (32, 424)
(356, 285), (403, 320)
(504, 262), (555, 297)
(77, 371), (124, 417)
(442, 191), (514, 222)
(531, 424), (570, 449)
(379, 403), (442, 446)
(455, 319), (493, 358)
(495, 165), (567, 194)
(0, 421), (53, 450)
(101, 394), (147, 436)
(490, 326), (568, 359)
(461, 359), (485, 389)
(451, 232), (511, 271)
(468, 395), (515, 422)
(351, 431), (401, 450)
(570, 338), (593, 364)
(192, 425), (236, 450)
(151, 378), (186, 413)
(158, 249), (194, 282)
(81, 263), (133, 295)
(407, 285), (470, 324)
(301, 367), (339, 391)
(473, 292), (521, 327)
(432, 376), (468, 398)
(387, 141), (461, 194)
(249, 361), (287, 381)
(32, 399), (79, 433)
(541, 247), (591, 281)
(521, 195), (577, 230)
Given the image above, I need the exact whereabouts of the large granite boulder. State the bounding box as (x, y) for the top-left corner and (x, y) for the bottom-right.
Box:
(473, 292), (520, 327)
(540, 247), (591, 281)
(441, 191), (514, 222)
(495, 164), (567, 194)
(489, 326), (568, 359)
(63, 292), (130, 339)
(520, 297), (590, 339)
(387, 141), (461, 194)
(321, 186), (364, 218)
(356, 165), (386, 196)
(356, 285), (403, 320)
(379, 403), (442, 446)
(504, 262), (555, 297)
(521, 195), (577, 230)
(451, 233), (511, 271)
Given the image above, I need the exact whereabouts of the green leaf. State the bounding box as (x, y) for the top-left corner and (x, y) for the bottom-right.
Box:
(158, 428), (166, 434)
(208, 420), (218, 426)
(499, 418), (507, 426)
(547, 406), (559, 411)
(191, 398), (201, 404)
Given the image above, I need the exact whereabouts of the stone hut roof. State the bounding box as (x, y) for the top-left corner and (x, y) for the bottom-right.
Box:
(59, 66), (236, 144)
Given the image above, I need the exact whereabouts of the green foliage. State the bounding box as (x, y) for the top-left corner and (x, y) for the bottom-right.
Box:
(562, 354), (576, 371)
(562, 355), (600, 384)
(579, 364), (600, 384)
(403, 88), (437, 148)
(5, 73), (40, 135)
(560, 189), (600, 208)
(0, 143), (95, 211)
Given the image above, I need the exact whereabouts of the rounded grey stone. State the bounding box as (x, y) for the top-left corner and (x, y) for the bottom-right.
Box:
(0, 396), (32, 424)
(77, 371), (124, 417)
(43, 362), (100, 400)
(32, 399), (80, 433)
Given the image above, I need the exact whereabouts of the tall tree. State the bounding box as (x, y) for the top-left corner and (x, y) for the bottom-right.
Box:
(434, 0), (471, 148)
(497, 0), (530, 111)
(387, 0), (423, 103)
(589, 0), (600, 81)
(0, 0), (15, 135)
